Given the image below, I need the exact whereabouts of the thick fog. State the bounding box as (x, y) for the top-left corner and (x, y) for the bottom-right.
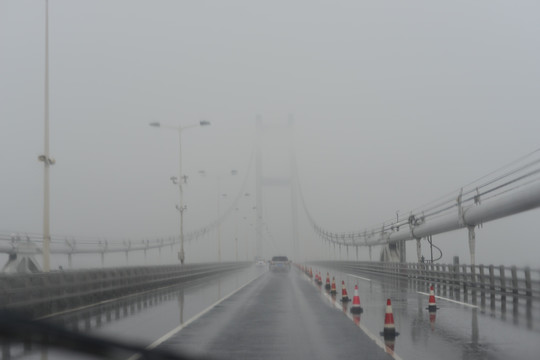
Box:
(1, 1), (540, 269)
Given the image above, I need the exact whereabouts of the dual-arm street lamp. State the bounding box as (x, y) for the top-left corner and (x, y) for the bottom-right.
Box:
(150, 120), (210, 264)
(39, 0), (55, 272)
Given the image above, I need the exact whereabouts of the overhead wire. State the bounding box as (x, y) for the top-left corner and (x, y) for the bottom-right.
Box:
(295, 147), (540, 247)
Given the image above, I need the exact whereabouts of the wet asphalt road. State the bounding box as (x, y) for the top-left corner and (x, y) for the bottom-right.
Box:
(11, 264), (539, 360)
(159, 269), (393, 360)
(311, 265), (540, 360)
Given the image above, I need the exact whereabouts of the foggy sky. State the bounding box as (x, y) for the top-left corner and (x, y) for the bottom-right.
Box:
(1, 0), (540, 268)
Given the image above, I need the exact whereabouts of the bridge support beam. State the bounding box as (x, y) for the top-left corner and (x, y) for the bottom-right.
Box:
(398, 239), (406, 263)
(468, 225), (476, 266)
(1, 240), (42, 274)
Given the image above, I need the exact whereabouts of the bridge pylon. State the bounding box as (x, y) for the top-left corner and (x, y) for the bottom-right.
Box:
(255, 117), (299, 261)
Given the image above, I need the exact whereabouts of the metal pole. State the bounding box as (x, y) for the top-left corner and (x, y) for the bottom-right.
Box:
(178, 128), (185, 265)
(235, 208), (239, 261)
(217, 177), (221, 262)
(42, 0), (51, 272)
(468, 226), (476, 266)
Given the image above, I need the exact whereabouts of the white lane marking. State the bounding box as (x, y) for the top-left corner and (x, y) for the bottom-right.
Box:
(346, 273), (372, 282)
(417, 291), (478, 308)
(320, 290), (403, 360)
(126, 272), (265, 360)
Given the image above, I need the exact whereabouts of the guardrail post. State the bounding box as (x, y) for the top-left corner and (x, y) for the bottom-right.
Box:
(511, 266), (518, 307)
(453, 256), (460, 300)
(524, 266), (532, 329)
(441, 264), (447, 295)
(436, 264), (441, 292)
(479, 264), (486, 306)
(429, 263), (435, 289)
(470, 264), (477, 305)
(524, 267), (532, 297)
(462, 264), (468, 302)
(489, 265), (495, 309)
(499, 265), (507, 309)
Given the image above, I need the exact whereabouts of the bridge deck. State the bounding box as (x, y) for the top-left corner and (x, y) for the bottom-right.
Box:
(158, 269), (393, 360)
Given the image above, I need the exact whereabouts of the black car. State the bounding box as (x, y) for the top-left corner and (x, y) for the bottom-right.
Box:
(269, 256), (291, 272)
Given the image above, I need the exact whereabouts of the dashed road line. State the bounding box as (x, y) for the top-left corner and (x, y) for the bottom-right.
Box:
(417, 291), (478, 308)
(126, 272), (265, 360)
(346, 273), (372, 282)
(313, 278), (402, 360)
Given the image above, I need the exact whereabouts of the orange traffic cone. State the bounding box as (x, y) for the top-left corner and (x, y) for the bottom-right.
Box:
(350, 284), (363, 314)
(325, 273), (331, 291)
(380, 298), (399, 338)
(330, 277), (337, 295)
(340, 280), (350, 302)
(427, 285), (439, 311)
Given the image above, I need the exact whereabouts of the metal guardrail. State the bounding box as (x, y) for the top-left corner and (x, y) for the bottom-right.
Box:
(0, 262), (251, 319)
(310, 261), (540, 304)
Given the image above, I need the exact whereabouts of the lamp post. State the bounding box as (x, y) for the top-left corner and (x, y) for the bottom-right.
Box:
(217, 190), (226, 262)
(38, 0), (56, 272)
(150, 120), (210, 265)
(234, 207), (239, 262)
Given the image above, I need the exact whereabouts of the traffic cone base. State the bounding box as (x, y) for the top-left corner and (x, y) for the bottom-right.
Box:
(380, 328), (399, 338)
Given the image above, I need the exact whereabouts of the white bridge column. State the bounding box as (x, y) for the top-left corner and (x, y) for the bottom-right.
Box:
(468, 225), (476, 266)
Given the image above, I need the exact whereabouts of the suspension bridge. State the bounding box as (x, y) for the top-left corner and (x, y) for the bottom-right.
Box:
(1, 121), (540, 360)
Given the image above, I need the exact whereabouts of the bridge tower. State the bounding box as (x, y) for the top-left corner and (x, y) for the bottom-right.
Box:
(255, 117), (299, 261)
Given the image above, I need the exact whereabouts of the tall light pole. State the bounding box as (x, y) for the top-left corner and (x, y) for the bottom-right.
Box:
(234, 207), (239, 262)
(150, 120), (210, 265)
(38, 0), (55, 272)
(217, 189), (226, 262)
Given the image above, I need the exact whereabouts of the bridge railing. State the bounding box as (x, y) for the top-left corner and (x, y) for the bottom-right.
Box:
(0, 262), (251, 319)
(310, 261), (540, 302)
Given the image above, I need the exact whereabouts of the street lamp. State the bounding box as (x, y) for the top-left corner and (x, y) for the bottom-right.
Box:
(150, 120), (210, 265)
(38, 0), (55, 272)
